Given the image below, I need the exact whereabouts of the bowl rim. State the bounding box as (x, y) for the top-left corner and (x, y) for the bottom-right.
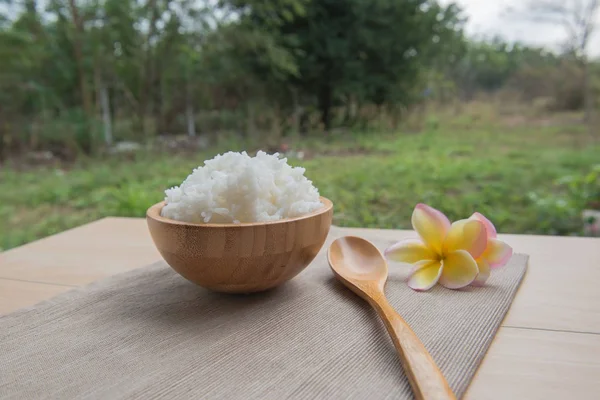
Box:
(147, 196), (333, 228)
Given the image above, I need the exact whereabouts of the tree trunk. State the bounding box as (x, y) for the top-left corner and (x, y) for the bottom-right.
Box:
(389, 104), (401, 130)
(343, 94), (358, 125)
(299, 111), (309, 136)
(99, 77), (113, 145)
(68, 0), (92, 117)
(186, 85), (196, 137)
(342, 95), (352, 124)
(158, 67), (167, 134)
(582, 58), (595, 137)
(0, 122), (5, 162)
(246, 101), (256, 137)
(186, 103), (196, 137)
(318, 85), (333, 132)
(271, 104), (282, 139)
(139, 0), (159, 138)
(291, 87), (300, 135)
(94, 66), (102, 115)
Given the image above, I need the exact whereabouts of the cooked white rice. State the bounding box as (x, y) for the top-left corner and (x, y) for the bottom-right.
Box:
(161, 151), (322, 224)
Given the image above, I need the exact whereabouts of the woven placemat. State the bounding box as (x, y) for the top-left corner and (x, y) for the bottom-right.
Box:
(0, 228), (528, 399)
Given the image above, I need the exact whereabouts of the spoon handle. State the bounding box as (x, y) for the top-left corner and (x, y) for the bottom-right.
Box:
(370, 293), (456, 400)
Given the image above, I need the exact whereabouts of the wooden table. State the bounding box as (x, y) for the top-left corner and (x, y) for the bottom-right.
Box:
(1, 217), (599, 399)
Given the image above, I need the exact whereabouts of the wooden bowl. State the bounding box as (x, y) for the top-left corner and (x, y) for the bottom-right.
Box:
(146, 197), (333, 293)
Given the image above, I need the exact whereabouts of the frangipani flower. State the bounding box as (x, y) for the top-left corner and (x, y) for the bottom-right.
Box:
(468, 212), (513, 286)
(384, 204), (512, 291)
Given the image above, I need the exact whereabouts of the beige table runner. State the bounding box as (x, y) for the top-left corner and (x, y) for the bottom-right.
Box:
(0, 228), (528, 399)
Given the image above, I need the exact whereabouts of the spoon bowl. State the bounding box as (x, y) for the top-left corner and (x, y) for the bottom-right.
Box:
(328, 236), (388, 295)
(328, 236), (455, 400)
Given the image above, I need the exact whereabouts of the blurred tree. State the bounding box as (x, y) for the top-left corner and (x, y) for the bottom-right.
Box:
(2, 0), (593, 159)
(447, 37), (561, 101)
(224, 0), (465, 131)
(515, 0), (598, 133)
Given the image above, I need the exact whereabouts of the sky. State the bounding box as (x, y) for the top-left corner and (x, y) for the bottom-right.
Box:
(442, 0), (600, 57)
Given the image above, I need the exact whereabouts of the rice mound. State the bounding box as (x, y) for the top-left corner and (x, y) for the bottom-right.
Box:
(161, 151), (323, 224)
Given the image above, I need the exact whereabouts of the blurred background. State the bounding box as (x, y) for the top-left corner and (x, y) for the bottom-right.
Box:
(1, 0), (599, 251)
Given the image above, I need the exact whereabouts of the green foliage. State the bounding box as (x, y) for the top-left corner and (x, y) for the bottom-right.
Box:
(1, 0), (597, 157)
(526, 192), (583, 236)
(528, 165), (600, 235)
(527, 165), (600, 236)
(448, 38), (560, 99)
(2, 0), (466, 148)
(2, 109), (598, 251)
(221, 0), (466, 128)
(1, 0), (598, 249)
(557, 166), (600, 209)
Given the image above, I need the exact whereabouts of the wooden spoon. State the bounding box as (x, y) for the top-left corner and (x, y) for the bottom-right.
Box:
(328, 236), (456, 400)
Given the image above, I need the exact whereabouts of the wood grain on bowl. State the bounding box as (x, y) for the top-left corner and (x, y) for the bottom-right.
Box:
(146, 197), (333, 293)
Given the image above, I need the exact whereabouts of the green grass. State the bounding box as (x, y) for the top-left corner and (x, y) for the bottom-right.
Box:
(2, 106), (598, 251)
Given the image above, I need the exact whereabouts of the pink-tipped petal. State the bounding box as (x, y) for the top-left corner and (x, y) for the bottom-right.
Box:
(411, 204), (451, 256)
(483, 238), (513, 268)
(407, 260), (443, 291)
(471, 259), (490, 287)
(470, 212), (497, 238)
(443, 219), (487, 259)
(384, 239), (437, 264)
(439, 250), (478, 289)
